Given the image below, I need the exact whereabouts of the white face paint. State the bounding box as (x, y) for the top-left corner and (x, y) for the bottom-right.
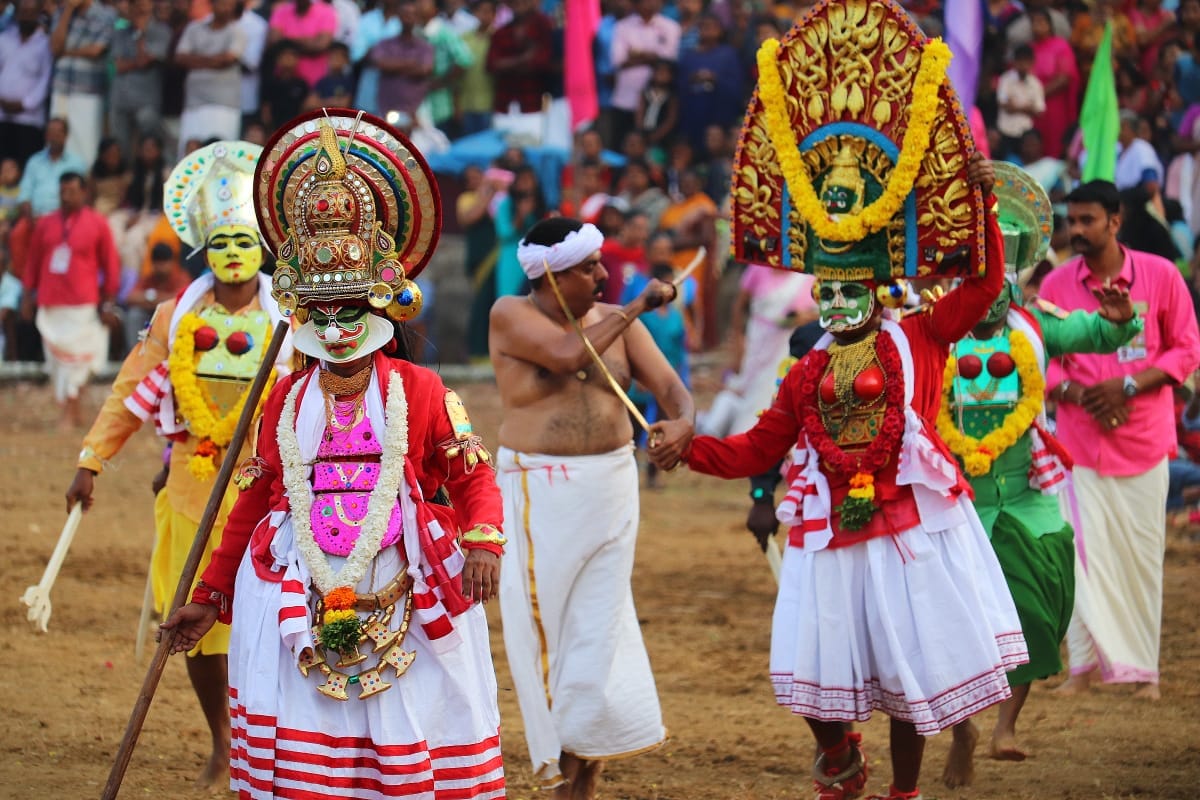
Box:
(816, 280), (877, 333)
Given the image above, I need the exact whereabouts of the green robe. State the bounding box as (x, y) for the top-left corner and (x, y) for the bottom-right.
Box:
(950, 306), (1143, 684)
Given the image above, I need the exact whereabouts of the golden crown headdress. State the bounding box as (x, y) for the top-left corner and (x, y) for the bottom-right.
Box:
(165, 141), (262, 249)
(732, 0), (986, 284)
(254, 109), (441, 320)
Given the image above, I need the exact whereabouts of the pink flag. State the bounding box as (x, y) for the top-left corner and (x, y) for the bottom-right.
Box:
(564, 0), (601, 129)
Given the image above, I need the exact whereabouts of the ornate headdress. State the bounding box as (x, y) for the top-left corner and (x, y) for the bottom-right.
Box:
(732, 0), (986, 284)
(255, 109), (442, 320)
(165, 141), (263, 249)
(992, 163), (1052, 280)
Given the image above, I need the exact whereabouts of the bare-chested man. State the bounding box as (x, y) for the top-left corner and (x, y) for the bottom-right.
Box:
(489, 217), (694, 799)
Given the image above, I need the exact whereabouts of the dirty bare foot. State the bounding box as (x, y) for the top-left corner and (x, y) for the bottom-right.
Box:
(571, 759), (604, 800)
(989, 732), (1029, 761)
(194, 747), (229, 789)
(941, 719), (978, 788)
(1132, 683), (1161, 700)
(1052, 671), (1094, 696)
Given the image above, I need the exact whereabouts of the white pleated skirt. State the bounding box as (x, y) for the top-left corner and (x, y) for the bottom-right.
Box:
(770, 509), (1029, 736)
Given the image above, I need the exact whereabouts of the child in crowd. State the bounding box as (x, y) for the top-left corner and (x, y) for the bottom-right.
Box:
(0, 159), (22, 221)
(261, 43), (313, 129)
(636, 60), (678, 163)
(314, 42), (356, 107)
(122, 242), (191, 349)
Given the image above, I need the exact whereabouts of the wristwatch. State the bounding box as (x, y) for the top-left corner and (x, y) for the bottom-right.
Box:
(1122, 374), (1139, 398)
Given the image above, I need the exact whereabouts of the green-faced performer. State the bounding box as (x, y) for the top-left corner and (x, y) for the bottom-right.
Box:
(936, 164), (1142, 787)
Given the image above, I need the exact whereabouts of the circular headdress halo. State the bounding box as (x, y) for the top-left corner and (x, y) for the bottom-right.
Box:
(992, 162), (1052, 275)
(254, 108), (442, 316)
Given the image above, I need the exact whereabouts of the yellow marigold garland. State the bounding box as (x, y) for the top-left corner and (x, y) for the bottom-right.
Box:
(169, 312), (277, 480)
(755, 36), (952, 244)
(937, 328), (1044, 477)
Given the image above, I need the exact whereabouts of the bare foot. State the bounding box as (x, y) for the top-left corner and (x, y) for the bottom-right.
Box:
(571, 760), (604, 800)
(989, 732), (1029, 761)
(1052, 672), (1093, 696)
(1132, 683), (1161, 700)
(194, 748), (229, 789)
(942, 719), (978, 789)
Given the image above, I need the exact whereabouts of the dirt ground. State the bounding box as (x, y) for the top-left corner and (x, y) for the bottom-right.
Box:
(3, 375), (1200, 800)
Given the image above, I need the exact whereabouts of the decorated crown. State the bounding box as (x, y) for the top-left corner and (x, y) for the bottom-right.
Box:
(254, 109), (442, 320)
(731, 0), (986, 284)
(992, 163), (1052, 279)
(165, 141), (262, 250)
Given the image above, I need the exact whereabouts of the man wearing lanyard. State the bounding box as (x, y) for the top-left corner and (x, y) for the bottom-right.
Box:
(1040, 179), (1200, 699)
(20, 171), (120, 427)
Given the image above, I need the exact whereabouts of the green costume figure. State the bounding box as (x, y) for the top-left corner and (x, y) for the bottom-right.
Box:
(937, 165), (1144, 787)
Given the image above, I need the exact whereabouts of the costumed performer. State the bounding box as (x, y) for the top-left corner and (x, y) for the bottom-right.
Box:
(936, 164), (1141, 787)
(489, 215), (694, 798)
(65, 140), (292, 787)
(160, 110), (507, 799)
(649, 2), (1030, 798)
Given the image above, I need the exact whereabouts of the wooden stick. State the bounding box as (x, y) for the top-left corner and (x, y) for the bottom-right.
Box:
(763, 536), (782, 584)
(101, 319), (289, 800)
(672, 246), (706, 288)
(543, 265), (651, 431)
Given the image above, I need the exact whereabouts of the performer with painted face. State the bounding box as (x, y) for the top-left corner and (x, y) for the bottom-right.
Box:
(649, 3), (1029, 798)
(65, 141), (294, 786)
(937, 165), (1141, 787)
(160, 111), (506, 799)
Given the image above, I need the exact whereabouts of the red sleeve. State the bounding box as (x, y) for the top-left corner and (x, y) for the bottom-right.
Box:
(528, 17), (553, 72)
(927, 206), (1005, 345)
(197, 373), (293, 600)
(417, 376), (504, 540)
(686, 361), (803, 478)
(97, 213), (121, 303)
(22, 219), (44, 292)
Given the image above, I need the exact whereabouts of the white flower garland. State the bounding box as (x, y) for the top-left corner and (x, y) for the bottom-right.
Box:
(278, 367), (409, 595)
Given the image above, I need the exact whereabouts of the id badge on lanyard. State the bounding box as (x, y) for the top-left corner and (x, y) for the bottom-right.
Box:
(49, 218), (73, 275)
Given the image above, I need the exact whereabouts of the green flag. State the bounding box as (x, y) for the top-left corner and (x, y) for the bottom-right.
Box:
(1080, 22), (1119, 182)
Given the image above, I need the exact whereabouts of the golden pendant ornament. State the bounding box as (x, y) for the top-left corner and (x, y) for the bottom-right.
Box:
(357, 667), (392, 699)
(316, 665), (351, 701)
(367, 282), (394, 308)
(385, 280), (423, 322)
(381, 642), (417, 677)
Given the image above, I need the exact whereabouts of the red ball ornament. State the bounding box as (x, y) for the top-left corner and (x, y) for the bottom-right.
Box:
(853, 366), (885, 402)
(225, 330), (254, 355)
(819, 371), (837, 404)
(958, 354), (983, 380)
(988, 352), (1016, 378)
(317, 199), (329, 212)
(193, 325), (219, 351)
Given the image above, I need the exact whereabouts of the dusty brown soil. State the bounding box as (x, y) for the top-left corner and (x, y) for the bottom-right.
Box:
(3, 377), (1200, 800)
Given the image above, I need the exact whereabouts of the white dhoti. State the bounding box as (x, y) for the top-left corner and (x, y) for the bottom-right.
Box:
(228, 528), (505, 799)
(497, 445), (666, 787)
(35, 305), (108, 402)
(1064, 459), (1168, 684)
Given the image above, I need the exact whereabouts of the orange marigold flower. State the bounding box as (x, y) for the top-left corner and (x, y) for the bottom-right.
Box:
(194, 438), (219, 457)
(324, 586), (358, 610)
(849, 472), (874, 489)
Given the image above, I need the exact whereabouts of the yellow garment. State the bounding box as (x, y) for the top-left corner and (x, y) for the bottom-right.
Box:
(152, 489), (234, 656)
(78, 291), (263, 521)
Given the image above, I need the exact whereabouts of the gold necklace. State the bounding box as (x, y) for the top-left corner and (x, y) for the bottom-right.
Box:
(527, 294), (589, 381)
(820, 331), (882, 435)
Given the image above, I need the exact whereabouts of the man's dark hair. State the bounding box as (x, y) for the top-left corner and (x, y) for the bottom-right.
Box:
(1014, 44), (1034, 61)
(328, 41), (350, 59)
(151, 243), (175, 262)
(59, 171), (86, 188)
(521, 216), (584, 248)
(1066, 180), (1121, 215)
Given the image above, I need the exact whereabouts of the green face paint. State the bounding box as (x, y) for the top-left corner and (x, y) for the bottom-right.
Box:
(817, 280), (876, 334)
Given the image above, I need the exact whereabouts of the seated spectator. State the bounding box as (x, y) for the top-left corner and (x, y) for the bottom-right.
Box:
(617, 158), (669, 229)
(0, 158), (21, 221)
(313, 41), (356, 107)
(109, 133), (167, 280)
(89, 138), (131, 217)
(636, 59), (678, 163)
(599, 209), (650, 304)
(996, 45), (1045, 160)
(702, 124), (733, 202)
(260, 42), (312, 128)
(559, 160), (610, 220)
(371, 0), (435, 119)
(122, 241), (190, 349)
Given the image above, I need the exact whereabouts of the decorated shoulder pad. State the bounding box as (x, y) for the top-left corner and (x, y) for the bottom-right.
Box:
(1032, 297), (1070, 320)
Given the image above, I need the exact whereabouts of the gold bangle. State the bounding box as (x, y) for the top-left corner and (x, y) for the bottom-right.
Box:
(613, 308), (631, 324)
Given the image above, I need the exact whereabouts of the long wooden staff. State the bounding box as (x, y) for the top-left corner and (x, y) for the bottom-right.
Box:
(101, 319), (289, 800)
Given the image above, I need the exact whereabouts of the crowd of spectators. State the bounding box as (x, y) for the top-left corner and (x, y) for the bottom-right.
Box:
(2, 0), (1200, 364)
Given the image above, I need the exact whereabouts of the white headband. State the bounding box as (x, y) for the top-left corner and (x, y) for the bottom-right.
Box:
(516, 223), (605, 280)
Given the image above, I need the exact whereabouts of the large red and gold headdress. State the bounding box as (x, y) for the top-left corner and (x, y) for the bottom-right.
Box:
(732, 0), (985, 284)
(255, 109), (441, 321)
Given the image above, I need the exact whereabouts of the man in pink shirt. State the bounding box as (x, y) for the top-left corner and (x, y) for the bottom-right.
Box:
(1040, 180), (1200, 699)
(268, 0), (338, 88)
(20, 171), (121, 426)
(610, 0), (680, 147)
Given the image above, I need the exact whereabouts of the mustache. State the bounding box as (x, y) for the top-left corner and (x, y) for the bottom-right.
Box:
(593, 279), (607, 296)
(1070, 236), (1091, 249)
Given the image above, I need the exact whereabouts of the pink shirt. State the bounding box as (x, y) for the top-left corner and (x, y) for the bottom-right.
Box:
(610, 13), (680, 112)
(269, 2), (339, 87)
(1040, 248), (1200, 476)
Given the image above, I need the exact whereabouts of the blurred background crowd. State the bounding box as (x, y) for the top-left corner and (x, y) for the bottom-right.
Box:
(3, 0), (1200, 371)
